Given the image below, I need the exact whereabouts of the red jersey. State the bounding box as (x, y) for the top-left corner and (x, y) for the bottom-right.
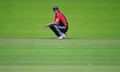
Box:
(54, 12), (68, 27)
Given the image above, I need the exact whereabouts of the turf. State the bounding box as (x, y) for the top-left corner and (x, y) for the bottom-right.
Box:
(0, 0), (120, 72)
(0, 65), (120, 72)
(0, 39), (120, 72)
(0, 0), (120, 38)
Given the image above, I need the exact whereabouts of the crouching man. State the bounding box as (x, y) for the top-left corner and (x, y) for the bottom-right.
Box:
(45, 6), (69, 39)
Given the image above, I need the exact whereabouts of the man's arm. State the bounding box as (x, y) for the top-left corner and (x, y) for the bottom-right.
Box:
(44, 23), (52, 28)
(45, 18), (59, 28)
(54, 18), (59, 24)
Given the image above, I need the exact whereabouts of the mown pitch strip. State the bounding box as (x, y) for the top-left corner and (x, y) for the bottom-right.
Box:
(0, 39), (120, 72)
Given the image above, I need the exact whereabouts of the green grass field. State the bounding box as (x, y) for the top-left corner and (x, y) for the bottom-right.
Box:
(0, 39), (120, 72)
(0, 0), (120, 38)
(0, 0), (120, 72)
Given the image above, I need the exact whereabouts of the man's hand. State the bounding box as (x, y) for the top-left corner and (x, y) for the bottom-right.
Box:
(44, 24), (50, 28)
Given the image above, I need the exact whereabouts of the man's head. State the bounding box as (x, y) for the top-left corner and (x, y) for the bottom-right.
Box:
(53, 6), (60, 14)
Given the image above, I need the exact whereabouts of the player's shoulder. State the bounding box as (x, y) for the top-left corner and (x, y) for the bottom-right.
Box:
(57, 12), (63, 16)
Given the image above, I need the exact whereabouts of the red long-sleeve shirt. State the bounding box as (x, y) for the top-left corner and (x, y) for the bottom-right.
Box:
(54, 12), (68, 27)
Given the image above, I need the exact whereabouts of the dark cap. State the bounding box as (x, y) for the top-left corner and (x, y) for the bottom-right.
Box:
(53, 6), (59, 11)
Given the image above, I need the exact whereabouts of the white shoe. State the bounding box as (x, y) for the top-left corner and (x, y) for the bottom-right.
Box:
(58, 34), (66, 40)
(62, 34), (66, 38)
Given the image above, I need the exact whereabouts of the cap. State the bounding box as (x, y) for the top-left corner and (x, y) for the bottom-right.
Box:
(53, 6), (59, 11)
